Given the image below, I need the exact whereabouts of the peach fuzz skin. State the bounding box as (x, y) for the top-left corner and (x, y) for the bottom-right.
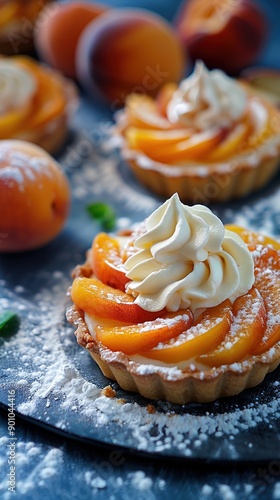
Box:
(34, 2), (108, 79)
(0, 140), (70, 253)
(175, 0), (267, 75)
(76, 9), (185, 105)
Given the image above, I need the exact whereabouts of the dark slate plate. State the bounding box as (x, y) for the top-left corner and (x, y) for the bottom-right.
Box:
(0, 98), (280, 463)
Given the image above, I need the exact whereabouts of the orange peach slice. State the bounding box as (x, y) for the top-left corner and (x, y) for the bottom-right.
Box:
(146, 128), (226, 163)
(92, 233), (130, 292)
(251, 247), (280, 354)
(18, 58), (66, 128)
(95, 310), (193, 355)
(4, 57), (67, 136)
(207, 122), (249, 161)
(0, 104), (33, 138)
(198, 287), (266, 367)
(225, 225), (280, 251)
(71, 277), (166, 323)
(125, 127), (192, 154)
(125, 94), (173, 130)
(141, 300), (232, 363)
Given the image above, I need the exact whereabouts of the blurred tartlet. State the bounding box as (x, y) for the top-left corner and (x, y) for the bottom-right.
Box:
(0, 56), (77, 154)
(113, 61), (280, 203)
(67, 194), (280, 404)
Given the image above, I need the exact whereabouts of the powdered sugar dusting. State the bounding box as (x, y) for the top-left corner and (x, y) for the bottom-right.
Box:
(0, 266), (280, 462)
(0, 132), (280, 463)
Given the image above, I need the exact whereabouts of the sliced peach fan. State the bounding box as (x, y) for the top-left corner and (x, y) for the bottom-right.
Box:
(69, 227), (280, 365)
(67, 225), (280, 403)
(120, 86), (278, 164)
(0, 56), (77, 153)
(113, 68), (280, 204)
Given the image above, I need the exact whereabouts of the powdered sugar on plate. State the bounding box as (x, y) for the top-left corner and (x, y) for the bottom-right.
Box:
(0, 141), (280, 462)
(0, 265), (280, 462)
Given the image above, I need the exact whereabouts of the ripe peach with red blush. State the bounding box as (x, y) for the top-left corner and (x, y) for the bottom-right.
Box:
(34, 1), (108, 78)
(76, 9), (185, 106)
(0, 140), (70, 252)
(175, 0), (267, 74)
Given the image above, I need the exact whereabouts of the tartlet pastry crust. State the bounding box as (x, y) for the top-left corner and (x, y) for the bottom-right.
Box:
(114, 90), (280, 204)
(67, 258), (280, 404)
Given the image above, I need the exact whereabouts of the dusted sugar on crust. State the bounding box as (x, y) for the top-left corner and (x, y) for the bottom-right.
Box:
(67, 216), (280, 404)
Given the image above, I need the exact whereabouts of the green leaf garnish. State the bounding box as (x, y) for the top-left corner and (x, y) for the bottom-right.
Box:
(86, 202), (116, 231)
(0, 311), (20, 337)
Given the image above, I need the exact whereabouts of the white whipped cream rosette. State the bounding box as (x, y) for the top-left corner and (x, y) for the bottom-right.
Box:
(124, 193), (255, 312)
(0, 60), (37, 115)
(166, 60), (247, 131)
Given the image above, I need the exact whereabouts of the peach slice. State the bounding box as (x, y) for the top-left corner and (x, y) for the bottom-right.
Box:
(141, 300), (232, 363)
(71, 277), (166, 323)
(18, 58), (66, 128)
(251, 247), (280, 355)
(125, 127), (192, 154)
(95, 310), (193, 355)
(125, 94), (173, 130)
(145, 128), (225, 163)
(207, 122), (249, 162)
(198, 288), (266, 367)
(225, 225), (280, 251)
(92, 233), (130, 292)
(0, 103), (33, 138)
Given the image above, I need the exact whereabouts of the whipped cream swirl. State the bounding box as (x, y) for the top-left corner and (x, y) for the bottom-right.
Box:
(167, 61), (247, 130)
(124, 193), (254, 312)
(0, 61), (37, 115)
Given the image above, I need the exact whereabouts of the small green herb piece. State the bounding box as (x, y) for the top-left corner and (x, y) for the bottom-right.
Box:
(0, 311), (20, 337)
(86, 202), (116, 231)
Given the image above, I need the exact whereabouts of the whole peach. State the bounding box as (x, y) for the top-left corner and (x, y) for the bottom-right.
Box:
(0, 140), (70, 252)
(76, 9), (185, 106)
(34, 1), (108, 78)
(175, 0), (267, 75)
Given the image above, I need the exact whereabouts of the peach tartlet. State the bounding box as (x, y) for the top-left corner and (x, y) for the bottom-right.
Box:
(67, 194), (280, 404)
(0, 56), (77, 154)
(113, 61), (280, 203)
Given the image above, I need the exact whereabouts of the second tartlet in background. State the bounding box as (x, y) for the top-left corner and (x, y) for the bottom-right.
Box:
(113, 61), (280, 203)
(0, 56), (77, 154)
